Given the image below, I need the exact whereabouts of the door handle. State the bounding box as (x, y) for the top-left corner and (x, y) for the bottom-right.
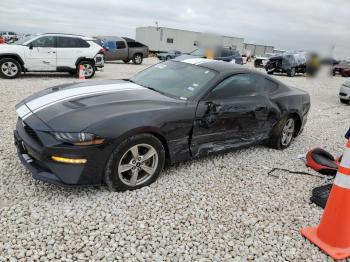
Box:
(48, 51), (56, 54)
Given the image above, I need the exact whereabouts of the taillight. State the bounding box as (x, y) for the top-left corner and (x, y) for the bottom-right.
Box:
(99, 48), (107, 55)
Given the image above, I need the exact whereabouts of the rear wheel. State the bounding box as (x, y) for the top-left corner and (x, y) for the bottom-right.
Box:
(132, 54), (143, 65)
(340, 98), (350, 104)
(104, 134), (165, 191)
(0, 58), (21, 79)
(268, 116), (296, 150)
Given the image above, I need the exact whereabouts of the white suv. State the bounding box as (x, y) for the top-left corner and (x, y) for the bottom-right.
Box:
(0, 33), (104, 79)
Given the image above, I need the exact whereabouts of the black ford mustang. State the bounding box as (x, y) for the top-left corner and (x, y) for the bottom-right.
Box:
(14, 57), (310, 191)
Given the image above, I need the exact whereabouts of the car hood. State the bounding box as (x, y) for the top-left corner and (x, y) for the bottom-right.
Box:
(0, 44), (24, 51)
(16, 80), (180, 132)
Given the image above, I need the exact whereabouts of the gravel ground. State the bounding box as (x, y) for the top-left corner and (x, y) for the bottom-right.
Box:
(0, 58), (349, 261)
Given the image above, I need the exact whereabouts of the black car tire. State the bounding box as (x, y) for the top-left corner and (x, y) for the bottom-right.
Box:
(77, 61), (95, 79)
(0, 58), (21, 79)
(340, 98), (349, 104)
(132, 54), (143, 65)
(104, 134), (165, 191)
(268, 115), (296, 150)
(287, 68), (296, 77)
(123, 59), (130, 63)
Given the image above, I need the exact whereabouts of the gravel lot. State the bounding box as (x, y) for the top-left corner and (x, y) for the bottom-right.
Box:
(0, 58), (349, 261)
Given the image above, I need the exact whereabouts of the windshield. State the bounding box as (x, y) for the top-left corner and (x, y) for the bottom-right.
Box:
(190, 48), (205, 56)
(12, 35), (36, 45)
(130, 61), (218, 100)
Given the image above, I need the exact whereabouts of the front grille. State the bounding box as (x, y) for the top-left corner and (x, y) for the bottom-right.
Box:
(339, 92), (347, 96)
(23, 121), (40, 143)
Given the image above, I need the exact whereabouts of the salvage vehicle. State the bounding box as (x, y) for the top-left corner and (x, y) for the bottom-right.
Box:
(96, 36), (149, 64)
(14, 58), (310, 190)
(254, 53), (276, 68)
(186, 47), (243, 64)
(265, 53), (307, 77)
(0, 33), (104, 79)
(157, 50), (182, 61)
(339, 79), (350, 104)
(332, 61), (350, 77)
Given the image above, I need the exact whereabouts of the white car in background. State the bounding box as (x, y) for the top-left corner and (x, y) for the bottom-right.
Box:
(339, 79), (350, 104)
(0, 33), (104, 79)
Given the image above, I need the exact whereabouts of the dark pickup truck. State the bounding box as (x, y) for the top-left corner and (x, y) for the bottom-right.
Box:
(96, 36), (149, 64)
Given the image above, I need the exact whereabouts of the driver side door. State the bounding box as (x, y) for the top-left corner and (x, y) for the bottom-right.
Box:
(24, 36), (57, 71)
(191, 73), (271, 156)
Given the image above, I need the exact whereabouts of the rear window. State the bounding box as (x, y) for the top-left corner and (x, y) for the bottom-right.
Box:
(127, 41), (145, 48)
(116, 41), (126, 49)
(57, 37), (90, 48)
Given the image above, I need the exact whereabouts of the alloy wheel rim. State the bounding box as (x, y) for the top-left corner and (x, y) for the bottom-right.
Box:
(281, 118), (295, 146)
(118, 143), (158, 187)
(1, 62), (18, 77)
(83, 64), (93, 77)
(135, 55), (141, 63)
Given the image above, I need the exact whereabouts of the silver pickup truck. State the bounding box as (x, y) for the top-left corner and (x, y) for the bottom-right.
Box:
(96, 36), (149, 64)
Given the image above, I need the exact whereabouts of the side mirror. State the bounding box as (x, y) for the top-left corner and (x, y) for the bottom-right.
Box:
(28, 44), (33, 50)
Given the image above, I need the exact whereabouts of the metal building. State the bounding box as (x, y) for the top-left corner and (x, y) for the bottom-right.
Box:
(243, 43), (274, 57)
(136, 26), (244, 54)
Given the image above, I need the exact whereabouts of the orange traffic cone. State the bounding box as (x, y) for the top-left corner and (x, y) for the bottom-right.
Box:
(301, 138), (350, 260)
(78, 64), (85, 80)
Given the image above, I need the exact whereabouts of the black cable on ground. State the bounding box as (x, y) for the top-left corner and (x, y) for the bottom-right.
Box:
(267, 168), (332, 180)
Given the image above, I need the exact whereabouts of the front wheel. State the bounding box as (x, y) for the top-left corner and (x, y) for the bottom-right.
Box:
(340, 98), (349, 104)
(0, 58), (21, 79)
(77, 61), (95, 79)
(268, 116), (296, 150)
(104, 134), (165, 191)
(287, 68), (296, 77)
(132, 54), (143, 65)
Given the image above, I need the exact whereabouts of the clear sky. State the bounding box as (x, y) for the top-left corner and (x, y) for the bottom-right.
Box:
(1, 0), (349, 59)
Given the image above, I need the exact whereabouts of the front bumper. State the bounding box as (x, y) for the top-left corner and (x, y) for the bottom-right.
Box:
(94, 55), (104, 68)
(339, 85), (350, 100)
(14, 118), (107, 186)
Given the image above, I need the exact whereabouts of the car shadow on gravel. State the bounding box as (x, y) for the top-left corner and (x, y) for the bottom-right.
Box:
(18, 73), (77, 79)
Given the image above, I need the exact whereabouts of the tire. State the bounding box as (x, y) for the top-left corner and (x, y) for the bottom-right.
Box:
(340, 98), (350, 104)
(132, 54), (143, 65)
(165, 56), (171, 61)
(77, 60), (95, 79)
(104, 134), (165, 191)
(123, 59), (130, 64)
(0, 58), (21, 79)
(287, 68), (296, 77)
(268, 116), (296, 150)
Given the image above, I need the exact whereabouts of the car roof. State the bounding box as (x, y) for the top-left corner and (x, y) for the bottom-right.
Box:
(175, 56), (251, 75)
(40, 33), (94, 41)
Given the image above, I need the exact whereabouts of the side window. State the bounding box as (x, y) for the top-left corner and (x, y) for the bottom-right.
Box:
(167, 38), (174, 44)
(221, 49), (232, 57)
(104, 40), (116, 50)
(57, 37), (89, 48)
(264, 78), (279, 93)
(116, 41), (126, 49)
(30, 36), (56, 48)
(209, 74), (263, 99)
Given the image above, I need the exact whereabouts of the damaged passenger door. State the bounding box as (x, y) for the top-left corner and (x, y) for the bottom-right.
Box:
(191, 73), (270, 156)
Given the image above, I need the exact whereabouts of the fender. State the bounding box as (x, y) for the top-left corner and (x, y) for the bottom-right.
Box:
(0, 53), (25, 67)
(75, 57), (95, 66)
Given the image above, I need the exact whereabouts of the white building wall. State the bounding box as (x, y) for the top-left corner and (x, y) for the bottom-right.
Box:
(136, 27), (244, 53)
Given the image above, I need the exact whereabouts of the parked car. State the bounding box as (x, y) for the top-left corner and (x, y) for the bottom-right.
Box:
(254, 53), (275, 68)
(96, 36), (149, 64)
(14, 57), (310, 190)
(332, 61), (350, 77)
(186, 47), (243, 64)
(0, 31), (18, 42)
(339, 79), (350, 104)
(157, 50), (182, 61)
(265, 53), (307, 77)
(0, 33), (104, 79)
(0, 36), (5, 44)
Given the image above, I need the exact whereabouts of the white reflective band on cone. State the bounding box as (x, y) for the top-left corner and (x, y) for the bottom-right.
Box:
(334, 172), (350, 189)
(342, 148), (350, 169)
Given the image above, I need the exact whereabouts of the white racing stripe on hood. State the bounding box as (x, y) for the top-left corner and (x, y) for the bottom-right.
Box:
(181, 58), (214, 65)
(17, 83), (145, 120)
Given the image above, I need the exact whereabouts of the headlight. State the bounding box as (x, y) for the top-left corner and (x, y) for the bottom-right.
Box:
(53, 132), (104, 146)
